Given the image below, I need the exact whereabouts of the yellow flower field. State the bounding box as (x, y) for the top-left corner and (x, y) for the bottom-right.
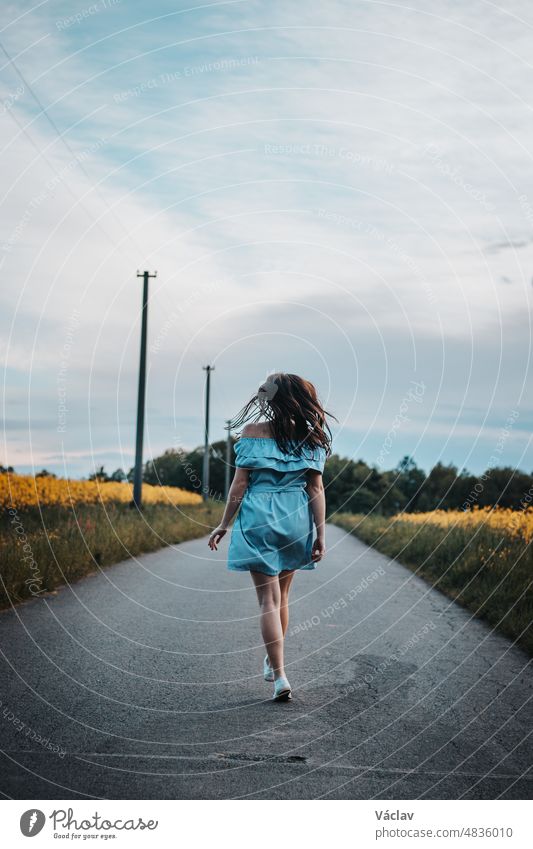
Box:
(0, 474), (222, 609)
(393, 506), (533, 544)
(0, 472), (202, 509)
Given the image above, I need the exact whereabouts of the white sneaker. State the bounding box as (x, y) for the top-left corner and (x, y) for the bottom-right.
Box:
(263, 655), (274, 682)
(273, 677), (292, 701)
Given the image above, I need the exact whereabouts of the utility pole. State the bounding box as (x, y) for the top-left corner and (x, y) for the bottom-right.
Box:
(202, 365), (215, 502)
(132, 270), (157, 509)
(224, 419), (232, 499)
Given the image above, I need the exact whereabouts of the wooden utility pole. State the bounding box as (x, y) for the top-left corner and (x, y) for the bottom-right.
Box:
(202, 365), (215, 501)
(132, 270), (157, 508)
(224, 419), (232, 499)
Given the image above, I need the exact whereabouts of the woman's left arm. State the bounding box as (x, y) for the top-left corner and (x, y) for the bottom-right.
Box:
(208, 467), (250, 550)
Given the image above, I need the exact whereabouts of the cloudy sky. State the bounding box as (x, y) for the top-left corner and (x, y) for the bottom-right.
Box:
(1, 0), (532, 478)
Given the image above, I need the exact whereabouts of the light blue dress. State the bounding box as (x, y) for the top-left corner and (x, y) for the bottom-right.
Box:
(227, 437), (327, 576)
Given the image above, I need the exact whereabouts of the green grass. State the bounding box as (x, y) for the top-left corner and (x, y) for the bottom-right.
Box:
(330, 512), (533, 656)
(1, 500), (224, 609)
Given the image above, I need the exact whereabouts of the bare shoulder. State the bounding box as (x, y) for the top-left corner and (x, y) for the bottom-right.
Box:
(241, 422), (273, 438)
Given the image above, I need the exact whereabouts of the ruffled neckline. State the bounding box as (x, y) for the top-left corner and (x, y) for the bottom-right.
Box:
(235, 438), (326, 456)
(238, 437), (324, 446)
(233, 437), (326, 471)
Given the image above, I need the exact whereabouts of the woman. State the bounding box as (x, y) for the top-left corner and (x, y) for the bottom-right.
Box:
(208, 373), (334, 701)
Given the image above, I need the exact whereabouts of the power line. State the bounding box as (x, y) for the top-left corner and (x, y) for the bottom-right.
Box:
(1, 97), (127, 255)
(0, 40), (148, 261)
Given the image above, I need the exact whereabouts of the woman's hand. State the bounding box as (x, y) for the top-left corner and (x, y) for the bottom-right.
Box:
(311, 536), (326, 562)
(208, 526), (227, 551)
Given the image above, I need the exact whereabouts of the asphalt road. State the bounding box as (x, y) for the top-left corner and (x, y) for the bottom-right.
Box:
(0, 523), (531, 800)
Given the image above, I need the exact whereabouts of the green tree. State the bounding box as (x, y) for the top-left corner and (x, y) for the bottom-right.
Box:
(89, 465), (109, 482)
(143, 448), (195, 489)
(393, 455), (426, 510)
(420, 462), (460, 510)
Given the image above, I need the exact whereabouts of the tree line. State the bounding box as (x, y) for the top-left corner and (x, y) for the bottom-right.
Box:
(139, 443), (533, 514)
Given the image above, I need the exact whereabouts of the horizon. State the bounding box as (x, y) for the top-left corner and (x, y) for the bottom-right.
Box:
(4, 439), (532, 482)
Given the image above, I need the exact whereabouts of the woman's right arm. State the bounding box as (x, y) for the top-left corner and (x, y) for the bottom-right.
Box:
(208, 467), (249, 550)
(306, 469), (326, 561)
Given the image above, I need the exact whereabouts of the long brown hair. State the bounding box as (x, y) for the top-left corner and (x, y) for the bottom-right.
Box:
(229, 373), (335, 455)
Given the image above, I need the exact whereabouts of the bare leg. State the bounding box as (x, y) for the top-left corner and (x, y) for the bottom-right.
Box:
(278, 569), (295, 636)
(250, 572), (285, 680)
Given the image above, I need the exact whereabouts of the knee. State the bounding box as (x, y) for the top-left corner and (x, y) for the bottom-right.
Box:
(259, 590), (280, 611)
(280, 582), (293, 605)
(280, 585), (291, 602)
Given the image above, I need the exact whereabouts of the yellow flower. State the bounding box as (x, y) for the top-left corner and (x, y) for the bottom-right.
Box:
(395, 506), (533, 544)
(0, 473), (202, 509)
